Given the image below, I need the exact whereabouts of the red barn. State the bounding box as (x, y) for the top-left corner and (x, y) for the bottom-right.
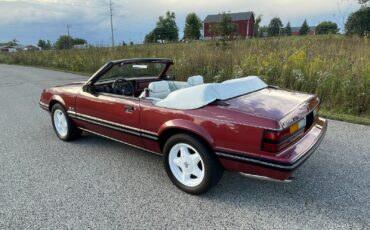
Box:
(203, 12), (255, 39)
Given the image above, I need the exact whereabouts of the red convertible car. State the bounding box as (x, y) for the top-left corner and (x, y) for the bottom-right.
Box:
(39, 58), (327, 194)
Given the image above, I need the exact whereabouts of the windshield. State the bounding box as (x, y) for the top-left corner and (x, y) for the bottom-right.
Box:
(97, 62), (166, 83)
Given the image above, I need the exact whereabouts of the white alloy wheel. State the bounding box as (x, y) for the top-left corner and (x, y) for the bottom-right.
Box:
(53, 109), (68, 137)
(168, 143), (205, 187)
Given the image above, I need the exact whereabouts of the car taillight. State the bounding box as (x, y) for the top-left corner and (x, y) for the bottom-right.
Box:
(263, 128), (290, 142)
(262, 118), (306, 153)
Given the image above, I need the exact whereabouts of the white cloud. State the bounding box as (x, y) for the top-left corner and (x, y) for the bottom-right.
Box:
(0, 0), (107, 24)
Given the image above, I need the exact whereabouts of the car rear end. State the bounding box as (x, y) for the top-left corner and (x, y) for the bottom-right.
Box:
(257, 106), (327, 179)
(215, 88), (328, 181)
(262, 106), (320, 154)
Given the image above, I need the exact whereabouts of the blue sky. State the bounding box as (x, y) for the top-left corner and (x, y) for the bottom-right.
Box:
(0, 0), (361, 45)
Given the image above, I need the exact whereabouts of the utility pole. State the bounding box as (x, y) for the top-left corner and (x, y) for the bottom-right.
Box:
(67, 24), (70, 37)
(67, 24), (71, 49)
(109, 0), (115, 47)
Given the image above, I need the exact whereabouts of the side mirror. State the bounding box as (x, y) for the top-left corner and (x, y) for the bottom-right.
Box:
(82, 82), (92, 92)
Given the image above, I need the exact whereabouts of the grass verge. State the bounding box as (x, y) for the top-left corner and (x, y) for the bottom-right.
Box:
(320, 109), (370, 126)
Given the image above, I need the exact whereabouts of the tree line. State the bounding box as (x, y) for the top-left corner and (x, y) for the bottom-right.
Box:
(0, 36), (87, 50)
(145, 3), (369, 43)
(144, 11), (204, 43)
(255, 18), (339, 37)
(37, 36), (87, 50)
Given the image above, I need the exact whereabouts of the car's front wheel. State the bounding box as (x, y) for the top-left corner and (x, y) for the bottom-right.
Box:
(163, 134), (223, 194)
(51, 103), (81, 141)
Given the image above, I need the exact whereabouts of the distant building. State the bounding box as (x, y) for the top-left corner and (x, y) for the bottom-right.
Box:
(291, 26), (316, 36)
(73, 44), (88, 49)
(203, 12), (255, 39)
(0, 46), (18, 53)
(1, 45), (42, 52)
(23, 45), (41, 51)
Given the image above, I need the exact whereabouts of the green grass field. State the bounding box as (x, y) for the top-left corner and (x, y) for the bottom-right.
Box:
(1, 35), (369, 124)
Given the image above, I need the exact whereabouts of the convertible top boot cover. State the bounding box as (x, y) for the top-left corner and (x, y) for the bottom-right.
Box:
(155, 76), (268, 110)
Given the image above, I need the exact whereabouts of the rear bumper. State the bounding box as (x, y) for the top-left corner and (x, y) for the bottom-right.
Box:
(217, 117), (328, 180)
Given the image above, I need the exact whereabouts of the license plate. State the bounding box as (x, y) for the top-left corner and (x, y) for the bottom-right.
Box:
(290, 117), (306, 133)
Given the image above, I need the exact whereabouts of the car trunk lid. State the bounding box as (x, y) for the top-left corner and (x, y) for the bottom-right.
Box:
(223, 87), (318, 129)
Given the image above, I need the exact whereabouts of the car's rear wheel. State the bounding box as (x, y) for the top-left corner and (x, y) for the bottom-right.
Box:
(163, 134), (223, 194)
(51, 103), (81, 141)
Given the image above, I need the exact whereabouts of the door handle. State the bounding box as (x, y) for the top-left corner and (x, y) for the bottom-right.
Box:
(124, 105), (135, 113)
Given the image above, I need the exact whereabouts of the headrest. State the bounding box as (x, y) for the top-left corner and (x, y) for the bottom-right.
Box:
(148, 81), (170, 93)
(187, 75), (204, 86)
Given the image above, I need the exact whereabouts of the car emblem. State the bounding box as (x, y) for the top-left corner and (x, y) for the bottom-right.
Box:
(184, 162), (189, 168)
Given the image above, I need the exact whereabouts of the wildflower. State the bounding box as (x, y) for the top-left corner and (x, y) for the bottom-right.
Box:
(292, 69), (304, 82)
(232, 65), (244, 79)
(213, 74), (221, 83)
(316, 71), (330, 84)
(213, 69), (225, 83)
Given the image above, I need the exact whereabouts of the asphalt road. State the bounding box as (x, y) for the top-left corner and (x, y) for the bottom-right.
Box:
(0, 64), (369, 229)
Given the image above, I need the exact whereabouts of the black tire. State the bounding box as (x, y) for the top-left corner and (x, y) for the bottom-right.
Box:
(51, 103), (81, 141)
(163, 133), (223, 195)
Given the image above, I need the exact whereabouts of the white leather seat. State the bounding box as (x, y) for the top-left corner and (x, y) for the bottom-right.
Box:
(187, 75), (204, 86)
(168, 81), (189, 91)
(147, 80), (171, 99)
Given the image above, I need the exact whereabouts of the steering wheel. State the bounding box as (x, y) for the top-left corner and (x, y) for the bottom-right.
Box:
(112, 78), (134, 96)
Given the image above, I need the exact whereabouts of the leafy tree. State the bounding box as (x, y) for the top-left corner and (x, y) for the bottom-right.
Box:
(299, 19), (310, 35)
(46, 40), (52, 49)
(284, 22), (292, 36)
(38, 40), (45, 48)
(217, 12), (237, 39)
(268, 17), (283, 36)
(0, 39), (19, 46)
(38, 39), (52, 50)
(55, 35), (87, 50)
(6, 39), (19, 46)
(72, 38), (87, 45)
(184, 13), (202, 40)
(144, 31), (156, 43)
(253, 15), (262, 37)
(145, 11), (179, 43)
(316, 21), (339, 34)
(358, 0), (369, 5)
(55, 35), (73, 49)
(38, 40), (46, 49)
(345, 7), (370, 36)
